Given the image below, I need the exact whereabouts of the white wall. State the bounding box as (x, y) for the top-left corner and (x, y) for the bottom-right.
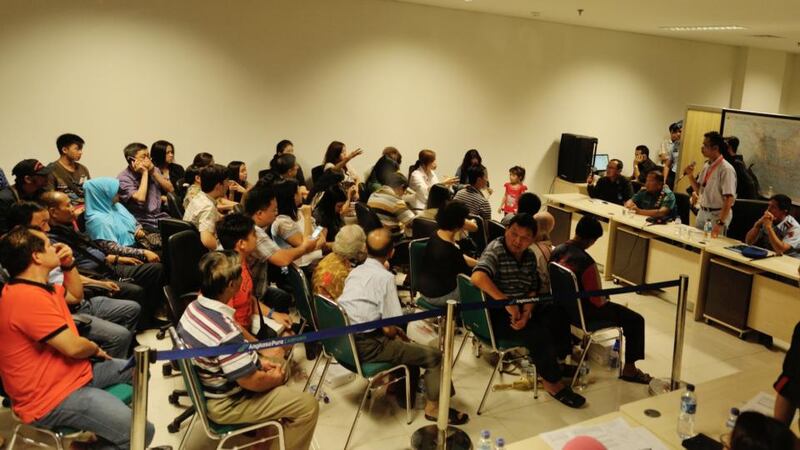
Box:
(0, 0), (742, 205)
(739, 48), (789, 113)
(781, 54), (800, 116)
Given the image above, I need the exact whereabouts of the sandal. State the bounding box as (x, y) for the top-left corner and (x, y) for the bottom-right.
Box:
(425, 407), (470, 425)
(549, 387), (586, 409)
(619, 368), (653, 384)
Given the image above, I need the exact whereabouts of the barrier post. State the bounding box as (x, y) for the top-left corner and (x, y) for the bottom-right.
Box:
(649, 275), (690, 395)
(411, 300), (471, 450)
(130, 345), (151, 450)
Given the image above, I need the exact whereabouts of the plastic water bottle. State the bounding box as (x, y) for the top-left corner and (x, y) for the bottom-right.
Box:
(609, 339), (620, 369)
(725, 407), (740, 430)
(678, 384), (697, 439)
(495, 437), (506, 449)
(520, 357), (536, 387)
(674, 217), (682, 235)
(703, 221), (713, 240)
(767, 186), (774, 198)
(477, 430), (492, 450)
(415, 378), (426, 409)
(576, 364), (589, 391)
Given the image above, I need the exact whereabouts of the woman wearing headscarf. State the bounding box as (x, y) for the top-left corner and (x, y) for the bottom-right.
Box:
(85, 177), (161, 250)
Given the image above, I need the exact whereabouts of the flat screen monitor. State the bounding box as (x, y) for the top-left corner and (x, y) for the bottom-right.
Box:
(593, 153), (609, 172)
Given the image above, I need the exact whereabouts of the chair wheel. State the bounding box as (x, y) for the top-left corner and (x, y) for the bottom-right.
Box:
(168, 393), (181, 405)
(163, 364), (173, 377)
(167, 423), (181, 433)
(156, 330), (166, 340)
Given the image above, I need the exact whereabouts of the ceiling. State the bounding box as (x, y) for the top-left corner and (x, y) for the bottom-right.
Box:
(393, 0), (800, 54)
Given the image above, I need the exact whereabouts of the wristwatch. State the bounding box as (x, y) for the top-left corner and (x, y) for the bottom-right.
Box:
(60, 261), (77, 271)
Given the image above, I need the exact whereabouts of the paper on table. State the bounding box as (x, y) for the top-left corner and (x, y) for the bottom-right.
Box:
(539, 417), (669, 450)
(741, 391), (776, 416)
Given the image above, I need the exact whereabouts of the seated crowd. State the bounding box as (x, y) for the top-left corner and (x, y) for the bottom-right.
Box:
(0, 129), (797, 449)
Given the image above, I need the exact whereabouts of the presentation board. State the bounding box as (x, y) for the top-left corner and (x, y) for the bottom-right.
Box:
(721, 109), (800, 202)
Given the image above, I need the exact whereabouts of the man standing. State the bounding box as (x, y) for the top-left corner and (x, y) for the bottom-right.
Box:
(47, 133), (91, 206)
(724, 136), (757, 200)
(471, 214), (585, 408)
(0, 226), (154, 448)
(453, 165), (492, 222)
(624, 170), (677, 220)
(684, 131), (737, 237)
(338, 228), (470, 424)
(117, 143), (172, 231)
(586, 159), (633, 205)
(745, 194), (800, 256)
(631, 145), (658, 185)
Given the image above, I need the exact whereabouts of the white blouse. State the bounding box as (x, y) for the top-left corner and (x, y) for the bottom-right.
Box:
(408, 168), (440, 211)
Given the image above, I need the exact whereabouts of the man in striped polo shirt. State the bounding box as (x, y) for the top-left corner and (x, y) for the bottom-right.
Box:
(178, 251), (318, 450)
(471, 214), (585, 409)
(453, 165), (492, 222)
(367, 172), (416, 236)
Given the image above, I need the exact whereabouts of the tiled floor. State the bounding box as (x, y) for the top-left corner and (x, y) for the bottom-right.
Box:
(0, 281), (786, 449)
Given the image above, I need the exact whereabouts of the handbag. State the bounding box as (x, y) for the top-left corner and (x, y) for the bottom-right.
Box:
(250, 298), (278, 340)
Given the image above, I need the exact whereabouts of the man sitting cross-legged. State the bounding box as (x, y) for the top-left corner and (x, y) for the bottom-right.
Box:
(0, 226), (154, 448)
(338, 227), (470, 425)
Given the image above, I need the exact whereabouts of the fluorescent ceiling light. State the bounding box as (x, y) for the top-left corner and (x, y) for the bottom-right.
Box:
(660, 25), (747, 32)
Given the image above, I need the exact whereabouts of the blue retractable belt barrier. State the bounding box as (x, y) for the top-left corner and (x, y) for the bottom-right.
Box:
(123, 278), (681, 370)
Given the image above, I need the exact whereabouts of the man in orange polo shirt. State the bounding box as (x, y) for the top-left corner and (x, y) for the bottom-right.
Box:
(0, 226), (154, 449)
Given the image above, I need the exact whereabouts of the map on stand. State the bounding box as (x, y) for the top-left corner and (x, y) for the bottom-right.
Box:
(721, 109), (800, 202)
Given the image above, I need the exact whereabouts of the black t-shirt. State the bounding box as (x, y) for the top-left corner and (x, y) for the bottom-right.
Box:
(587, 176), (633, 205)
(418, 233), (471, 298)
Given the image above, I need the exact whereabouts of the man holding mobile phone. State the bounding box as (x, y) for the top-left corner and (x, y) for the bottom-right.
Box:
(117, 143), (172, 231)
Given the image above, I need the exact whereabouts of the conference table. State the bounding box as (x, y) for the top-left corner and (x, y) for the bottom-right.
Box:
(508, 365), (796, 449)
(544, 192), (800, 345)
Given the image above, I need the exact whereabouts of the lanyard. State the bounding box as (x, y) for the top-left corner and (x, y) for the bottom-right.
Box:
(701, 156), (724, 188)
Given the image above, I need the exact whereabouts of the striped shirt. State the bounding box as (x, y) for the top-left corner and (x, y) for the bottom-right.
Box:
(177, 295), (259, 399)
(367, 186), (416, 233)
(453, 186), (491, 222)
(474, 237), (539, 298)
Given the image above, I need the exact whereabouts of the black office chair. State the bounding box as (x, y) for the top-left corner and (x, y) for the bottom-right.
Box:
(165, 192), (184, 219)
(487, 220), (505, 244)
(164, 229), (208, 433)
(468, 214), (488, 256)
(355, 203), (384, 233)
(411, 217), (439, 239)
(158, 219), (197, 285)
(728, 199), (769, 242)
(311, 164), (325, 187)
(673, 193), (691, 225)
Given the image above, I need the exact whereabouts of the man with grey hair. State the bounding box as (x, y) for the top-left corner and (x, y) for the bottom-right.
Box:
(312, 224), (367, 300)
(117, 142), (172, 230)
(178, 251), (319, 450)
